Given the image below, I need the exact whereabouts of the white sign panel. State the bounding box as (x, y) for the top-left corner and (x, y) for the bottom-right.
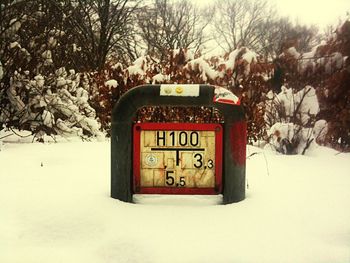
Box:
(160, 84), (200, 97)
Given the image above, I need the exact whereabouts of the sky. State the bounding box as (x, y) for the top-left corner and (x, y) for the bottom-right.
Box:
(195, 0), (349, 30)
(270, 0), (349, 29)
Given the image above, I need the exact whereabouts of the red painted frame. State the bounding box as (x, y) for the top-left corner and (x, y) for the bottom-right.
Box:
(133, 123), (223, 195)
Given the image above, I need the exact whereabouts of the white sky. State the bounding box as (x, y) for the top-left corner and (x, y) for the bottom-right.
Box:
(270, 0), (349, 29)
(196, 0), (349, 30)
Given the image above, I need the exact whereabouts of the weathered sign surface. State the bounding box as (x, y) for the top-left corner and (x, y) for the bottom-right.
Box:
(133, 123), (223, 194)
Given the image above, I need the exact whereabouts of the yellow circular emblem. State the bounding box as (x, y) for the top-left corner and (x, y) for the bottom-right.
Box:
(175, 86), (183, 94)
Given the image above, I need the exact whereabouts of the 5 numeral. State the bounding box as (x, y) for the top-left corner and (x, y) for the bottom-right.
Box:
(165, 171), (175, 186)
(165, 171), (186, 187)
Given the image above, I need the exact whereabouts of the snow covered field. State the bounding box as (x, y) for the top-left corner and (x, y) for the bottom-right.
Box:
(1, 140), (350, 263)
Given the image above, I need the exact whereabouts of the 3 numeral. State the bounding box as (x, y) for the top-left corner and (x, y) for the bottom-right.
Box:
(193, 154), (214, 169)
(194, 153), (203, 168)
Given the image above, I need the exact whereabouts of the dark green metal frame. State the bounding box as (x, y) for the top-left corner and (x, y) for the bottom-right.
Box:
(111, 84), (246, 204)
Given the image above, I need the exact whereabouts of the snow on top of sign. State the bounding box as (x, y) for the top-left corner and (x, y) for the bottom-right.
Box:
(213, 86), (240, 105)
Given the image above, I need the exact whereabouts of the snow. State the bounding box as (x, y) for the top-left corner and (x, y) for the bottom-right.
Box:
(186, 57), (219, 81)
(301, 41), (326, 60)
(286, 47), (301, 59)
(111, 62), (123, 70)
(219, 47), (256, 76)
(48, 36), (57, 48)
(242, 49), (257, 64)
(331, 52), (344, 69)
(72, 43), (81, 52)
(104, 79), (118, 88)
(224, 49), (240, 70)
(264, 84), (322, 153)
(0, 61), (3, 80)
(214, 86), (240, 105)
(152, 73), (169, 84)
(293, 43), (345, 75)
(4, 67), (104, 140)
(173, 49), (194, 61)
(34, 74), (45, 88)
(42, 50), (53, 65)
(42, 110), (54, 127)
(6, 18), (22, 36)
(127, 56), (148, 76)
(295, 85), (320, 122)
(313, 119), (328, 142)
(184, 49), (195, 61)
(9, 41), (21, 49)
(1, 140), (350, 263)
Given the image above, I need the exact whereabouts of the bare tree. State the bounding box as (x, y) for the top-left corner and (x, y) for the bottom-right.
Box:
(53, 0), (140, 70)
(137, 0), (212, 60)
(258, 17), (318, 60)
(213, 0), (274, 53)
(213, 0), (319, 60)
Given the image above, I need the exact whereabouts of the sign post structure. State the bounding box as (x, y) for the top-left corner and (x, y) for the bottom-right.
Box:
(111, 84), (246, 204)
